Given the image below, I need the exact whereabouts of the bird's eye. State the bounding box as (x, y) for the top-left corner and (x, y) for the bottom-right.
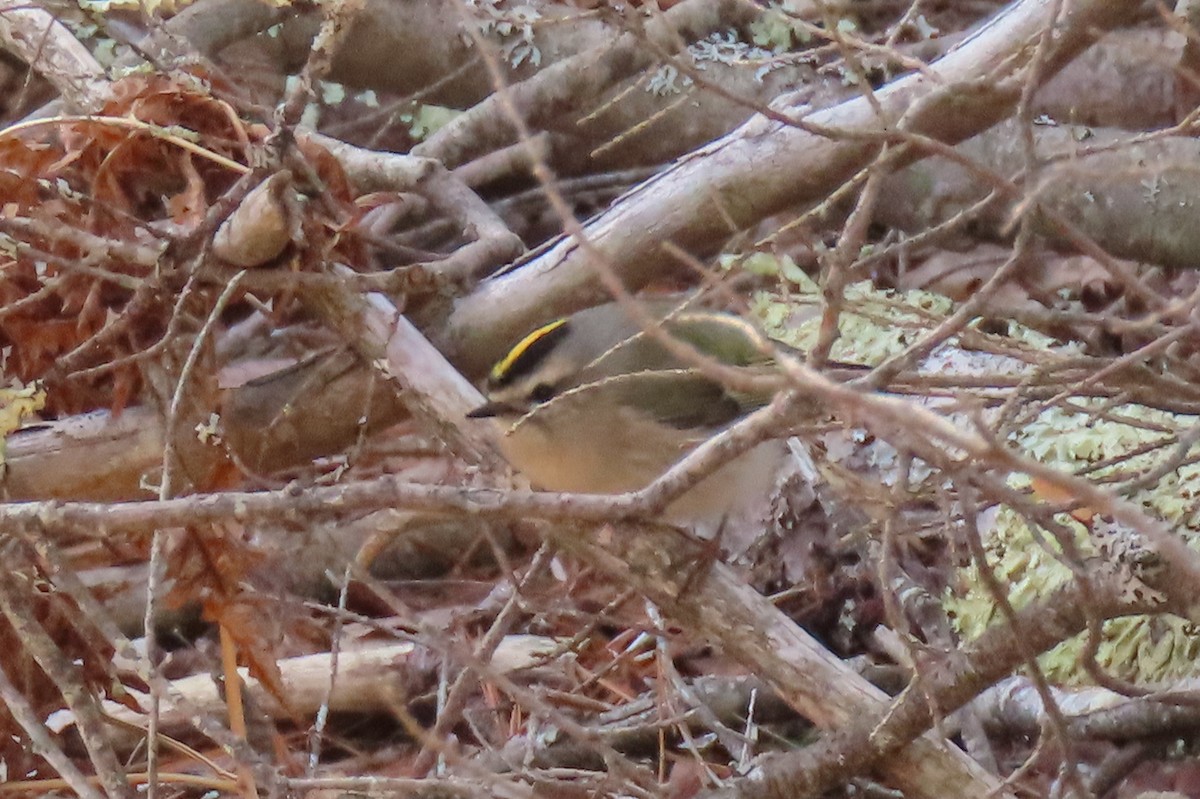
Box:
(529, 383), (555, 403)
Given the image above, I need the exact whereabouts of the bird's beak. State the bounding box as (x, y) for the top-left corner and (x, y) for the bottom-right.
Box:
(466, 401), (513, 419)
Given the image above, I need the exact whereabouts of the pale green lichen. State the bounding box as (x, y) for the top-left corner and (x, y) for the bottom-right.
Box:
(400, 104), (460, 141)
(741, 258), (955, 365)
(949, 502), (1200, 684)
(948, 400), (1200, 684)
(465, 0), (542, 69)
(730, 252), (1200, 684)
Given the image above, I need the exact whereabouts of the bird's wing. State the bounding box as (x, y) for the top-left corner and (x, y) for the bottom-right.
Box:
(542, 369), (752, 431)
(662, 312), (775, 368)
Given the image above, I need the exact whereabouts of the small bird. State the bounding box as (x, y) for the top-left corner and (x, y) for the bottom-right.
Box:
(467, 299), (790, 529)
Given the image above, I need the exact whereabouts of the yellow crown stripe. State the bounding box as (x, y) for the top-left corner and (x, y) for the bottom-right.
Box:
(491, 317), (568, 381)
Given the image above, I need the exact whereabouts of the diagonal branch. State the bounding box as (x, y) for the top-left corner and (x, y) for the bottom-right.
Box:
(442, 0), (1146, 377)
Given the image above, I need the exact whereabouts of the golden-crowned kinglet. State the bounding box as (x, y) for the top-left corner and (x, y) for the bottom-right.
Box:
(467, 300), (788, 528)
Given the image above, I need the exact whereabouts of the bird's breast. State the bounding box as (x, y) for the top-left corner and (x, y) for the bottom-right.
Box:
(499, 404), (693, 494)
(496, 401), (785, 534)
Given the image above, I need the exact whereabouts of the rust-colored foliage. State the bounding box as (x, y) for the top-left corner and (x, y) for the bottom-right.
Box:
(0, 75), (255, 414)
(62, 77), (252, 232)
(0, 558), (119, 771)
(0, 73), (358, 416)
(167, 522), (297, 718)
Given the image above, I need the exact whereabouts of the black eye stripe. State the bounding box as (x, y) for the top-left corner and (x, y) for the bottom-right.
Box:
(529, 383), (555, 403)
(490, 319), (571, 388)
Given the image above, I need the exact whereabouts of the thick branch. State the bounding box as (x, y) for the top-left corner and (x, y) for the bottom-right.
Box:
(442, 0), (1145, 377)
